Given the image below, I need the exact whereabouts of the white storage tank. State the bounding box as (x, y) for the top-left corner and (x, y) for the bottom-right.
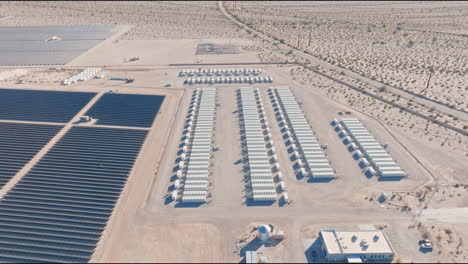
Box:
(176, 170), (182, 179)
(355, 150), (363, 158)
(283, 192), (289, 203)
(174, 179), (180, 188)
(275, 162), (281, 170)
(277, 171), (283, 180)
(257, 225), (271, 242)
(171, 190), (178, 201)
(297, 160), (303, 167)
(361, 158), (369, 166)
(300, 168), (306, 176)
(280, 181), (286, 191)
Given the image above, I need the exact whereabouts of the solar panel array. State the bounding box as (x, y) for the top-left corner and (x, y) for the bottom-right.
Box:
(274, 87), (335, 180)
(0, 51), (94, 66)
(0, 25), (115, 65)
(85, 93), (165, 128)
(179, 88), (216, 203)
(0, 40), (102, 52)
(239, 87), (277, 201)
(0, 126), (148, 263)
(0, 25), (115, 41)
(0, 89), (96, 123)
(339, 118), (406, 179)
(0, 122), (62, 189)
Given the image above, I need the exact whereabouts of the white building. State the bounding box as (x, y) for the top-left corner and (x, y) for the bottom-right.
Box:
(319, 229), (395, 263)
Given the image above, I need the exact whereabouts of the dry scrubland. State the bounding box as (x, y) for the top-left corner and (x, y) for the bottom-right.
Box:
(235, 2), (468, 155)
(229, 1), (468, 112)
(243, 42), (467, 155)
(0, 1), (244, 40)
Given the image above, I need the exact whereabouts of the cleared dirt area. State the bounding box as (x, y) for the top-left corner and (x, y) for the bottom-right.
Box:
(95, 222), (223, 263)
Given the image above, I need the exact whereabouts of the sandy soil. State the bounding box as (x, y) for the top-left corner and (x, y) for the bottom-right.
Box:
(68, 38), (257, 67)
(227, 1), (468, 112)
(95, 222), (223, 263)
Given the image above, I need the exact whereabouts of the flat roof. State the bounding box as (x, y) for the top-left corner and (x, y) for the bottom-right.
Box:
(321, 229), (394, 255)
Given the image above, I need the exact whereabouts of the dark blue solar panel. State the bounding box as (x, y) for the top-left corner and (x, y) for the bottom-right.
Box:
(85, 93), (165, 128)
(0, 122), (62, 188)
(0, 89), (96, 123)
(0, 126), (148, 263)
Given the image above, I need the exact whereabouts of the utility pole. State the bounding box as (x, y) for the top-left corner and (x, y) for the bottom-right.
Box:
(308, 30), (312, 47)
(421, 69), (433, 95)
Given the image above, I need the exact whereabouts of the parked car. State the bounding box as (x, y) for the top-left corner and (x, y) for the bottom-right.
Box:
(419, 239), (433, 251)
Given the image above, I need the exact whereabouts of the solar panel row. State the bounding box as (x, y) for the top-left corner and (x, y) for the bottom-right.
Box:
(0, 122), (63, 189)
(0, 40), (102, 52)
(0, 126), (148, 263)
(0, 25), (115, 41)
(0, 51), (95, 66)
(0, 25), (115, 65)
(85, 93), (165, 128)
(0, 89), (96, 123)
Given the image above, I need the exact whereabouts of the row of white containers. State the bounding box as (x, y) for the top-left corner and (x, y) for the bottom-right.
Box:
(185, 76), (273, 85)
(178, 88), (217, 203)
(338, 118), (406, 178)
(62, 68), (101, 85)
(273, 87), (335, 179)
(239, 87), (277, 201)
(179, 68), (262, 77)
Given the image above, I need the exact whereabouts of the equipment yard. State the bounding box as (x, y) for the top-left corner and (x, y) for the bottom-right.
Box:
(0, 1), (466, 263)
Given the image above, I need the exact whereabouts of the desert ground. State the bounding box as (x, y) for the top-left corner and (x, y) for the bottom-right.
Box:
(0, 1), (467, 263)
